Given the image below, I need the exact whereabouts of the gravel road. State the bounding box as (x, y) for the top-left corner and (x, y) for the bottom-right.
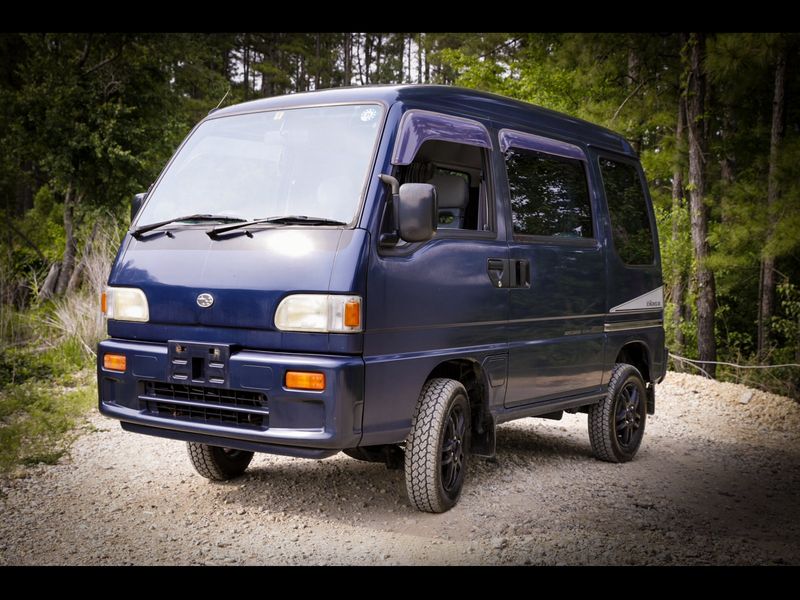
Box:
(1, 371), (799, 565)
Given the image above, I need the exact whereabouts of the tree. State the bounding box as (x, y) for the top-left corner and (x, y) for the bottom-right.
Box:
(758, 40), (788, 357)
(685, 33), (717, 377)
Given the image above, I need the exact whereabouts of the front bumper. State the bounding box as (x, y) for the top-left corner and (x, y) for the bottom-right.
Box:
(97, 338), (364, 457)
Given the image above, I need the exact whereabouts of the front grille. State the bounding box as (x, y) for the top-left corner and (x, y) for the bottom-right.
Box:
(140, 382), (268, 429)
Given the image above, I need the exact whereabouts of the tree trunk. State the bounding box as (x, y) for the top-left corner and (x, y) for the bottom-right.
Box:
(375, 34), (382, 83)
(356, 34), (364, 85)
(686, 32), (717, 377)
(670, 95), (687, 364)
(424, 37), (430, 83)
(243, 38), (250, 100)
(364, 34), (372, 84)
(407, 33), (412, 83)
(627, 45), (643, 155)
(398, 34), (404, 84)
(39, 262), (61, 301)
(344, 33), (352, 86)
(55, 186), (79, 296)
(417, 33), (422, 83)
(66, 220), (99, 295)
(758, 44), (787, 358)
(314, 33), (321, 90)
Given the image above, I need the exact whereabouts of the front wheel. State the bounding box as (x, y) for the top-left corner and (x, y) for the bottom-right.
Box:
(588, 363), (647, 462)
(187, 442), (254, 481)
(405, 378), (471, 513)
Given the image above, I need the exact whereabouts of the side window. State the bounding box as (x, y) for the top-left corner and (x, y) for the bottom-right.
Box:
(599, 158), (654, 265)
(504, 147), (592, 239)
(399, 140), (490, 232)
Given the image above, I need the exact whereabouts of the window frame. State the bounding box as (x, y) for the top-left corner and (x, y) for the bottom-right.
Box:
(427, 150), (496, 239)
(596, 152), (658, 267)
(391, 109), (493, 166)
(134, 101), (388, 232)
(378, 121), (498, 257)
(499, 129), (597, 245)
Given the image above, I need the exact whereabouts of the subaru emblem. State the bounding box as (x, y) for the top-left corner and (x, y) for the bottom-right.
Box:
(196, 293), (214, 308)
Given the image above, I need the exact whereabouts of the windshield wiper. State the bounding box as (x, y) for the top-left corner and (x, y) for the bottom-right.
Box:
(207, 215), (347, 237)
(132, 214), (247, 239)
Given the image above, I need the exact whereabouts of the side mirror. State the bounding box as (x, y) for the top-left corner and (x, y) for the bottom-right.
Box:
(131, 192), (147, 222)
(398, 183), (437, 243)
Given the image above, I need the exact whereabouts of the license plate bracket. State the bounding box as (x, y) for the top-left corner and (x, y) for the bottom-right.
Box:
(168, 341), (231, 387)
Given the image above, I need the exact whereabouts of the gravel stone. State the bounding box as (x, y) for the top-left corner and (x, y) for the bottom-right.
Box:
(0, 371), (798, 565)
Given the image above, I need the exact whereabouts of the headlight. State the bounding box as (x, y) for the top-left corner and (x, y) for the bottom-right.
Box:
(275, 294), (362, 333)
(102, 287), (149, 322)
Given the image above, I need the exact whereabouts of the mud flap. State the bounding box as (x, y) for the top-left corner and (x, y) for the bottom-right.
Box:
(471, 414), (496, 458)
(646, 383), (655, 415)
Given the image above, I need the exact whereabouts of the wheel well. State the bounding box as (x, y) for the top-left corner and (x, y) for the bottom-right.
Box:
(616, 342), (651, 383)
(428, 359), (485, 411)
(426, 359), (494, 456)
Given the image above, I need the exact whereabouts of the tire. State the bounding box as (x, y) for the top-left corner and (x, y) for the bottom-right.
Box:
(589, 363), (647, 463)
(186, 442), (254, 481)
(405, 378), (471, 513)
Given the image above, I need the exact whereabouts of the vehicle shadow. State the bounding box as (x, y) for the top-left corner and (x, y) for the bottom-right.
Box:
(210, 420), (598, 517)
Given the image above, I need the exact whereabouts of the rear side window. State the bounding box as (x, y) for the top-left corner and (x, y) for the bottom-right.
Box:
(504, 148), (592, 238)
(599, 158), (654, 265)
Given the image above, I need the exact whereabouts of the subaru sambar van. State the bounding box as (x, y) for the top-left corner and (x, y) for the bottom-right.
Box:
(98, 85), (666, 513)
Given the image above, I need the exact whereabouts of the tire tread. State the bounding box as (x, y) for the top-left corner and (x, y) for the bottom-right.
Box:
(588, 363), (645, 463)
(405, 378), (466, 513)
(186, 442), (252, 481)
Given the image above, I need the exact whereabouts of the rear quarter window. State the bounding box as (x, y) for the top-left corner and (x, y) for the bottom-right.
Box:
(504, 147), (593, 239)
(599, 158), (655, 265)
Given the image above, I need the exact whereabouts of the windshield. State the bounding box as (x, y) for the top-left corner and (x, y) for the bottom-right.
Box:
(135, 103), (384, 227)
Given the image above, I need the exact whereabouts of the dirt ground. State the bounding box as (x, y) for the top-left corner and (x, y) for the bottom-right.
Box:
(1, 371), (799, 565)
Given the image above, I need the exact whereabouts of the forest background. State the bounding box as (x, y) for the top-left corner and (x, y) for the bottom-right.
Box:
(1, 33), (798, 469)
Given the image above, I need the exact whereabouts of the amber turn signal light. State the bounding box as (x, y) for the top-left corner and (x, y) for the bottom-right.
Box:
(103, 353), (127, 372)
(285, 371), (325, 391)
(344, 300), (360, 328)
(101, 291), (107, 314)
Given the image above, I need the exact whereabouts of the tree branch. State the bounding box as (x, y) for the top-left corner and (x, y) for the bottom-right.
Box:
(3, 218), (46, 261)
(77, 35), (92, 69)
(477, 37), (522, 61)
(83, 49), (121, 76)
(611, 79), (648, 123)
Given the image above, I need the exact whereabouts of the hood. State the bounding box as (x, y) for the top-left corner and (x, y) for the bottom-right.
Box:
(109, 227), (366, 332)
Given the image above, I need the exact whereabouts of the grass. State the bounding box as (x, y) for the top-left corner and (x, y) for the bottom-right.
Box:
(0, 338), (96, 475)
(0, 223), (119, 475)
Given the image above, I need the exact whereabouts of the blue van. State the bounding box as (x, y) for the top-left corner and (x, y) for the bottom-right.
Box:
(98, 85), (666, 513)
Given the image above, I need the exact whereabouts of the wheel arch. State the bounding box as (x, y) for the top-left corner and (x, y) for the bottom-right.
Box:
(425, 358), (495, 457)
(613, 340), (656, 415)
(614, 340), (652, 383)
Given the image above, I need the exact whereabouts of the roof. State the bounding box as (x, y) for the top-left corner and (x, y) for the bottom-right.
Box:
(211, 84), (635, 156)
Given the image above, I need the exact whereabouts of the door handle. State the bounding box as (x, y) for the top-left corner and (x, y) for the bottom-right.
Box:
(487, 258), (508, 288)
(488, 258), (529, 288)
(509, 259), (531, 288)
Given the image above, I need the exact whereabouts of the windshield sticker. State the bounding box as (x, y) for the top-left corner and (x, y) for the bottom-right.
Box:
(360, 108), (378, 122)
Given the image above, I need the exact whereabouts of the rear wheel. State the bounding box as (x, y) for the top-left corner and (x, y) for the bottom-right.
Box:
(187, 442), (253, 481)
(588, 363), (647, 462)
(405, 378), (470, 513)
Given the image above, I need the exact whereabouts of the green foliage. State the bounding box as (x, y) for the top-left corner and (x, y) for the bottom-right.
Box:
(444, 33), (800, 396)
(0, 328), (95, 473)
(0, 375), (95, 473)
(658, 205), (695, 354)
(0, 29), (797, 452)
(772, 281), (800, 355)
